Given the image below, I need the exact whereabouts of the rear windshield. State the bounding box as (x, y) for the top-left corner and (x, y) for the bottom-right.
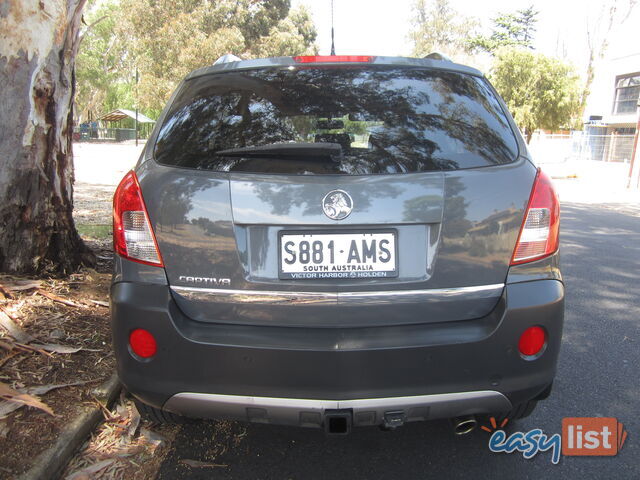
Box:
(154, 66), (518, 174)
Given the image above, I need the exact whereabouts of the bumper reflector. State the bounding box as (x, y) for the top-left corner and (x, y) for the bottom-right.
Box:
(129, 329), (157, 358)
(518, 326), (546, 357)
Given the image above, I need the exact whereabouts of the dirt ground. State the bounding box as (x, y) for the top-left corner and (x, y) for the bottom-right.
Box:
(74, 184), (116, 226)
(73, 141), (142, 238)
(0, 239), (115, 478)
(62, 393), (180, 480)
(0, 238), (179, 479)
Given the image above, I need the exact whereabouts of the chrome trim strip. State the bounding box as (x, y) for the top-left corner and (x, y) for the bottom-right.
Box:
(164, 390), (513, 425)
(337, 284), (504, 306)
(171, 287), (337, 305)
(171, 283), (504, 306)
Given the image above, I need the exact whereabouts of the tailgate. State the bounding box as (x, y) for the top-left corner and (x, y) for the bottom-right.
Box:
(139, 159), (535, 327)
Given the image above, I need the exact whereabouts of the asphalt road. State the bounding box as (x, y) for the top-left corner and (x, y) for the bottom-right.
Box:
(158, 202), (640, 480)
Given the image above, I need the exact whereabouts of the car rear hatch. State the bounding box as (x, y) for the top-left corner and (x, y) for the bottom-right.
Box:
(138, 58), (536, 327)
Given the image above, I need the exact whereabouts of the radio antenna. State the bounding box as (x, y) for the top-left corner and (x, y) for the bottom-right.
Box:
(330, 0), (336, 55)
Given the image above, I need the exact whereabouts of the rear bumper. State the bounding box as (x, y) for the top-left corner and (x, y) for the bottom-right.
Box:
(111, 279), (564, 427)
(164, 391), (511, 428)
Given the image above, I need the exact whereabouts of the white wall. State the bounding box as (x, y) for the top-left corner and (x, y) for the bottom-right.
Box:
(584, 52), (640, 125)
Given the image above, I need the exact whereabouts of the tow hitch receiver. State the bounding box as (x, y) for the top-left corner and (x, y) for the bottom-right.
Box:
(324, 409), (352, 435)
(383, 410), (406, 429)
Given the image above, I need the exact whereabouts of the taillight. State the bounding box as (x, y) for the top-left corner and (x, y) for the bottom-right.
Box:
(510, 170), (560, 265)
(113, 171), (164, 267)
(293, 55), (374, 63)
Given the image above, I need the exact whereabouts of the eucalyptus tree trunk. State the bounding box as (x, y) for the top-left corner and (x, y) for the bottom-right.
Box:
(0, 0), (94, 275)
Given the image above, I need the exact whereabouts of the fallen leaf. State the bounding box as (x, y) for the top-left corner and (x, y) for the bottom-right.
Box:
(0, 382), (54, 417)
(0, 284), (13, 299)
(65, 459), (118, 480)
(2, 280), (42, 291)
(37, 289), (86, 308)
(127, 406), (141, 438)
(89, 299), (109, 307)
(116, 401), (128, 418)
(139, 427), (167, 454)
(91, 396), (116, 421)
(25, 380), (94, 396)
(114, 445), (146, 457)
(179, 459), (228, 468)
(29, 343), (84, 354)
(0, 381), (93, 418)
(12, 343), (54, 357)
(0, 351), (21, 369)
(0, 309), (34, 344)
(67, 475), (90, 480)
(48, 328), (65, 340)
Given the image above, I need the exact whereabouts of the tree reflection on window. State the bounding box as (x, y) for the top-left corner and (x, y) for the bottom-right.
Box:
(155, 66), (518, 174)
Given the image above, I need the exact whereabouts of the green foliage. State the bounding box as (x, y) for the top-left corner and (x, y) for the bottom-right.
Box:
(469, 5), (538, 54)
(409, 0), (478, 58)
(490, 48), (582, 142)
(252, 4), (318, 57)
(75, 0), (318, 120)
(75, 0), (133, 122)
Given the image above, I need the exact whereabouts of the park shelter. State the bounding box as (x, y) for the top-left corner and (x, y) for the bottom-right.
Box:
(97, 109), (155, 140)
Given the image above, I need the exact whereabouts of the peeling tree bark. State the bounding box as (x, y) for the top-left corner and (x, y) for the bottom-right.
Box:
(0, 0), (94, 275)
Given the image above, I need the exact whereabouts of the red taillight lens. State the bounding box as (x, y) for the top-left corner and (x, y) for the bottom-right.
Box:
(129, 329), (157, 358)
(113, 171), (163, 267)
(293, 55), (374, 63)
(518, 326), (546, 357)
(510, 169), (560, 265)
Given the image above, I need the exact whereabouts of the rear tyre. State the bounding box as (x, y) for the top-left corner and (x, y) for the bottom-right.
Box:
(134, 398), (191, 424)
(504, 400), (538, 421)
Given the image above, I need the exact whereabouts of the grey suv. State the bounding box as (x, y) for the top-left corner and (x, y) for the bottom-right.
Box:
(111, 55), (563, 435)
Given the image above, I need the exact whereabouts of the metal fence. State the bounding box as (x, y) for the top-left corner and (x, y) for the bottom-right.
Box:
(73, 127), (142, 142)
(528, 133), (635, 163)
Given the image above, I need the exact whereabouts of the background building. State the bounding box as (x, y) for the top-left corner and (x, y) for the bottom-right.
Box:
(578, 52), (639, 164)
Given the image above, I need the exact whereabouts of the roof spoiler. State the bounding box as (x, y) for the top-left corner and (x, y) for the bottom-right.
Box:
(423, 52), (453, 62)
(213, 54), (242, 65)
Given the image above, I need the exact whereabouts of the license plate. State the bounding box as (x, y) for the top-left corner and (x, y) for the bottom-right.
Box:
(278, 230), (397, 280)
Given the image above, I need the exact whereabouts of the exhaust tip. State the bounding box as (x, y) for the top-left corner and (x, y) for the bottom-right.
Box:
(452, 415), (477, 435)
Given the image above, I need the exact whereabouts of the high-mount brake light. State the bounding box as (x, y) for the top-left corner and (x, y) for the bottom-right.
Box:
(113, 171), (164, 267)
(510, 169), (560, 265)
(293, 55), (374, 63)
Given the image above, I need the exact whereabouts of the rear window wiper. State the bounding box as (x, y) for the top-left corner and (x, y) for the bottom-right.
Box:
(213, 143), (343, 159)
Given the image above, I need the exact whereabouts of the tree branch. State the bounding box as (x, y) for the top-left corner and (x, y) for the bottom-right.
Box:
(79, 14), (109, 46)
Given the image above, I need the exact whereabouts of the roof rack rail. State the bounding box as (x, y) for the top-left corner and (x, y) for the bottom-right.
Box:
(213, 54), (242, 65)
(423, 52), (452, 62)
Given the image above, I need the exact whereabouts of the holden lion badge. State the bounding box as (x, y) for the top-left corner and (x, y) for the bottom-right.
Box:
(322, 190), (353, 220)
